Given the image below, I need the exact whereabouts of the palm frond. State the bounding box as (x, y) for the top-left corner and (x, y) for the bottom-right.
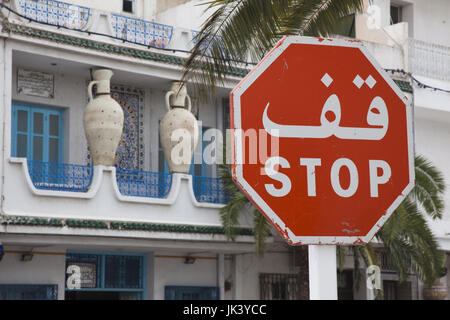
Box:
(280, 0), (365, 36)
(376, 199), (444, 285)
(413, 155), (446, 219)
(182, 0), (365, 97)
(253, 209), (271, 256)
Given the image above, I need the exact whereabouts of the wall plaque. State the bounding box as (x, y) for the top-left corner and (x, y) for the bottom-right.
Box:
(17, 68), (54, 98)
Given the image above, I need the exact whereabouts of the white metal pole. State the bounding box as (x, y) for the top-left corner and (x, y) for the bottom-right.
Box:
(308, 245), (338, 300)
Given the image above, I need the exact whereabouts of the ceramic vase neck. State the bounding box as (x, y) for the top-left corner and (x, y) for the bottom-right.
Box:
(92, 69), (113, 95)
(165, 81), (191, 111)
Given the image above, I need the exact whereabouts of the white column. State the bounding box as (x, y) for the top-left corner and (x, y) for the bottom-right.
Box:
(308, 245), (338, 300)
(231, 254), (243, 299)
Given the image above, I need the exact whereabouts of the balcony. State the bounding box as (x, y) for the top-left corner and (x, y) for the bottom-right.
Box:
(23, 160), (228, 205)
(115, 168), (172, 199)
(192, 176), (230, 204)
(6, 158), (242, 238)
(27, 160), (92, 192)
(12, 0), (177, 50)
(408, 39), (450, 82)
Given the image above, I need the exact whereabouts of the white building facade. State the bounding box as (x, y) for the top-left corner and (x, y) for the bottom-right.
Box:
(0, 0), (448, 300)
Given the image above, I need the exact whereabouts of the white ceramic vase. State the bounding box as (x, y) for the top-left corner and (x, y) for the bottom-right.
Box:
(84, 69), (124, 166)
(160, 81), (199, 174)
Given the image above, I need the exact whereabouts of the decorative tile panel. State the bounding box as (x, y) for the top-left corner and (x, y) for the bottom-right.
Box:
(111, 85), (145, 171)
(16, 0), (91, 30)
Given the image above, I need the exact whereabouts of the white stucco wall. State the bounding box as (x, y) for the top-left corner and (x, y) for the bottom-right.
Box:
(408, 0), (450, 47)
(234, 252), (292, 299)
(156, 0), (213, 31)
(153, 253), (219, 299)
(414, 115), (450, 221)
(0, 246), (67, 300)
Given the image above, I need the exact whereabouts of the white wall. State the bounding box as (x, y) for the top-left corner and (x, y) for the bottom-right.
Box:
(408, 0), (450, 47)
(153, 250), (294, 300)
(357, 0), (450, 47)
(67, 0), (148, 19)
(153, 253), (219, 299)
(156, 0), (213, 31)
(234, 252), (292, 299)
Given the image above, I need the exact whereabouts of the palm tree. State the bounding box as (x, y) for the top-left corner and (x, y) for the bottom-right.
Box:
(220, 155), (446, 299)
(182, 0), (365, 96)
(182, 0), (446, 298)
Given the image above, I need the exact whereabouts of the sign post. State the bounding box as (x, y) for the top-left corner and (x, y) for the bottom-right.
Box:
(230, 36), (414, 300)
(308, 245), (337, 300)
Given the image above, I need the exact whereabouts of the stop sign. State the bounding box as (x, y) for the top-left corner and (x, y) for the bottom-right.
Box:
(230, 36), (414, 245)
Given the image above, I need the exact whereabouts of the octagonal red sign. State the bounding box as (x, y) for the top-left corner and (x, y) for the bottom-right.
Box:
(230, 36), (414, 245)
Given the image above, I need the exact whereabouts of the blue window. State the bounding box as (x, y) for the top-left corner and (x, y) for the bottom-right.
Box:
(0, 284), (58, 300)
(165, 286), (219, 300)
(11, 102), (63, 162)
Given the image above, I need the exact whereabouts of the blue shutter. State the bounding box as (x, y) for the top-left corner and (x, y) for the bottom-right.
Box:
(0, 284), (58, 300)
(11, 102), (63, 162)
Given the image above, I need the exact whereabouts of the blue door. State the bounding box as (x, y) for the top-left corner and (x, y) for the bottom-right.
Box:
(165, 286), (219, 300)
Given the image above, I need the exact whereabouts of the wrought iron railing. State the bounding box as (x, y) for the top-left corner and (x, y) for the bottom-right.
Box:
(27, 160), (93, 192)
(111, 14), (173, 48)
(408, 38), (450, 81)
(259, 273), (301, 300)
(376, 249), (413, 273)
(16, 0), (91, 30)
(116, 168), (172, 198)
(192, 176), (230, 204)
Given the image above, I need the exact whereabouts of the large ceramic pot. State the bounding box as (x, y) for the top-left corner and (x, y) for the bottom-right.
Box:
(84, 69), (124, 166)
(159, 81), (199, 173)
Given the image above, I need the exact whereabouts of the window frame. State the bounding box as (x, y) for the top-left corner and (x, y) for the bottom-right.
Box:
(65, 251), (147, 300)
(390, 5), (403, 25)
(122, 0), (135, 14)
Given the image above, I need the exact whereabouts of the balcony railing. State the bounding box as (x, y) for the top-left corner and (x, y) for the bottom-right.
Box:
(16, 0), (91, 30)
(408, 39), (450, 81)
(27, 160), (93, 192)
(193, 176), (230, 204)
(111, 14), (173, 48)
(116, 168), (172, 198)
(26, 160), (229, 203)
